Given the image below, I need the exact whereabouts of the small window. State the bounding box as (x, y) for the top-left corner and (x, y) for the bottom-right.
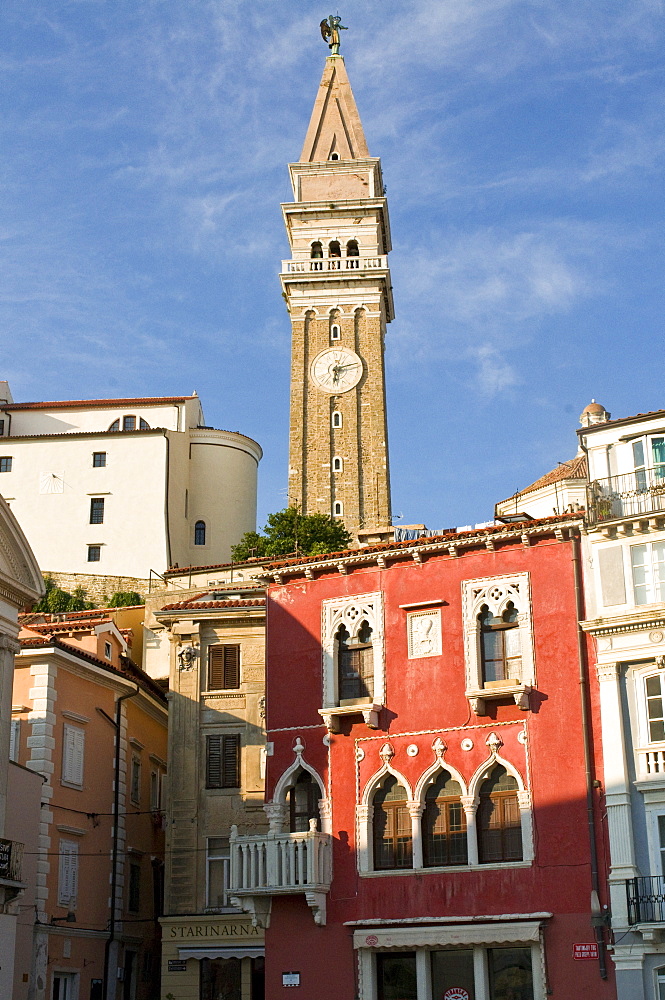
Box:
(108, 419), (120, 432)
(329, 240), (341, 258)
(329, 151), (340, 161)
(195, 520), (206, 546)
(208, 644), (240, 690)
(373, 775), (412, 870)
(311, 241), (323, 259)
(645, 674), (665, 742)
(479, 602), (521, 684)
(0, 419), (4, 435)
(87, 545), (101, 563)
(346, 239), (359, 257)
(92, 452), (106, 468)
(131, 757), (141, 805)
(207, 837), (230, 908)
(332, 456), (343, 472)
(330, 324), (341, 341)
(377, 954), (417, 1000)
(206, 734), (241, 789)
(123, 415), (136, 432)
(0, 457), (12, 472)
(104, 641), (112, 660)
(333, 501), (343, 516)
(332, 411), (342, 429)
(128, 861), (141, 913)
(477, 765), (522, 863)
(338, 621), (373, 703)
(90, 498), (105, 524)
(632, 542), (665, 605)
(139, 418), (150, 430)
(288, 770), (320, 833)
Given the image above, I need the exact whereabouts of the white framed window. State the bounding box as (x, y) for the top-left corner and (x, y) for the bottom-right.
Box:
(62, 724), (85, 788)
(333, 501), (343, 516)
(332, 456), (343, 472)
(462, 573), (535, 714)
(104, 641), (112, 660)
(631, 541), (665, 605)
(58, 839), (79, 908)
(130, 756), (141, 805)
(632, 436), (665, 487)
(206, 837), (231, 909)
(319, 592), (385, 732)
(330, 324), (341, 341)
(332, 411), (342, 429)
(9, 719), (20, 762)
(656, 966), (665, 1000)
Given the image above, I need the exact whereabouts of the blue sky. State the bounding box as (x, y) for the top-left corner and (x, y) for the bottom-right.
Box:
(1, 0), (664, 531)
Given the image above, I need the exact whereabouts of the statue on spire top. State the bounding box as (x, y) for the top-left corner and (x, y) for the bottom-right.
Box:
(320, 15), (347, 55)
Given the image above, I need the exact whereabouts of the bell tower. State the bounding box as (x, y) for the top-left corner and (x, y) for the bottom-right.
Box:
(281, 50), (393, 538)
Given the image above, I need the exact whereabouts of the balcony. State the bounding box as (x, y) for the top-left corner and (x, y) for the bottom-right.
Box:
(0, 837), (24, 884)
(281, 255), (388, 275)
(627, 876), (665, 937)
(587, 467), (665, 526)
(229, 824), (332, 927)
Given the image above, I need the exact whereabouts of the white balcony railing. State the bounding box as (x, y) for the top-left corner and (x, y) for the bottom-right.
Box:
(229, 826), (331, 894)
(282, 256), (388, 275)
(637, 746), (665, 779)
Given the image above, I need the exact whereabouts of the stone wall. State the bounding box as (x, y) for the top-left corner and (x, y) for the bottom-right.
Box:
(42, 571), (152, 607)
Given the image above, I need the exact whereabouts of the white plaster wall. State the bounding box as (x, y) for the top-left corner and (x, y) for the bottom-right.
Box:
(3, 400), (201, 436)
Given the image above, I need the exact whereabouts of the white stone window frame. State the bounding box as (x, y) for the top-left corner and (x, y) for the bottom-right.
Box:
(319, 591), (385, 733)
(462, 572), (536, 714)
(407, 609), (442, 659)
(356, 743), (532, 875)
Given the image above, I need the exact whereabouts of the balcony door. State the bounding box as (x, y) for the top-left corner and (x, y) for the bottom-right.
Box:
(52, 973), (77, 1000)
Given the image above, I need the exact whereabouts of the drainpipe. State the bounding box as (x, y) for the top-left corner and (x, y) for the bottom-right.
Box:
(102, 684), (140, 1000)
(571, 531), (608, 979)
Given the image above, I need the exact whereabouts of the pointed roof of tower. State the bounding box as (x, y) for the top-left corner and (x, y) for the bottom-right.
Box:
(300, 56), (370, 163)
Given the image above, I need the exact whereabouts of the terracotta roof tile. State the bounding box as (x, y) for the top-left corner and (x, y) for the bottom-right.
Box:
(2, 395), (196, 411)
(505, 454), (588, 500)
(159, 597), (266, 611)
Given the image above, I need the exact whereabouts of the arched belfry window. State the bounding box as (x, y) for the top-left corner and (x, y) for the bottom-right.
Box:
(337, 620), (373, 703)
(288, 769), (320, 833)
(477, 765), (522, 863)
(329, 240), (341, 258)
(423, 770), (467, 867)
(194, 520), (206, 546)
(311, 241), (323, 259)
(478, 601), (521, 684)
(373, 775), (412, 870)
(346, 240), (359, 257)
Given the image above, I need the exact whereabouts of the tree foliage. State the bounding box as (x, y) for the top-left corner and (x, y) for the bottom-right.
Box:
(34, 578), (95, 613)
(231, 508), (353, 562)
(108, 591), (143, 607)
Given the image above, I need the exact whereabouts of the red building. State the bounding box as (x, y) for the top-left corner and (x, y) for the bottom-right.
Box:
(229, 513), (615, 1000)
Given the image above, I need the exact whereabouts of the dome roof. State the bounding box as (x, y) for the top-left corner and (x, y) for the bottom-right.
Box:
(582, 399), (606, 414)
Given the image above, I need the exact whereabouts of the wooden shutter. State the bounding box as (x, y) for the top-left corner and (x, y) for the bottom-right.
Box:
(221, 734), (241, 788)
(62, 725), (85, 786)
(58, 840), (79, 906)
(208, 645), (240, 690)
(206, 735), (222, 788)
(9, 719), (20, 762)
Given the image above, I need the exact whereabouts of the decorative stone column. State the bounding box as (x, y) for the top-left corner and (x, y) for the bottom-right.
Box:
(264, 801), (287, 834)
(407, 800), (424, 869)
(461, 795), (479, 866)
(517, 789), (534, 862)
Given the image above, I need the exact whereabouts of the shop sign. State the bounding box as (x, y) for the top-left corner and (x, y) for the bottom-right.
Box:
(168, 960), (188, 972)
(573, 943), (599, 960)
(443, 990), (469, 1000)
(282, 972), (300, 987)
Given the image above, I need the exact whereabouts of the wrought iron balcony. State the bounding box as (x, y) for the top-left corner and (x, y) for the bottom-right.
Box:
(229, 824), (332, 926)
(627, 875), (665, 925)
(281, 255), (388, 275)
(587, 466), (665, 525)
(0, 837), (24, 883)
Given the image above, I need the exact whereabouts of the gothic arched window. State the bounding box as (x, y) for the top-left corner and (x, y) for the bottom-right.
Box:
(337, 621), (373, 703)
(423, 770), (467, 867)
(373, 775), (412, 870)
(478, 601), (521, 684)
(195, 520), (206, 546)
(288, 770), (320, 833)
(477, 765), (522, 863)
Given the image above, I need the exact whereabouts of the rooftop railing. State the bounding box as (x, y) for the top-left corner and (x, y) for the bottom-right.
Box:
(587, 466), (665, 525)
(282, 255), (388, 274)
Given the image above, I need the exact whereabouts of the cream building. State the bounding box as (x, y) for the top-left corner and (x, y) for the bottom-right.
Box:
(149, 584), (267, 1000)
(0, 383), (262, 581)
(0, 495), (44, 999)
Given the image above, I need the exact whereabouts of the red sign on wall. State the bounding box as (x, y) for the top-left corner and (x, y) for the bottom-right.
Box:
(443, 989), (470, 1000)
(573, 943), (599, 960)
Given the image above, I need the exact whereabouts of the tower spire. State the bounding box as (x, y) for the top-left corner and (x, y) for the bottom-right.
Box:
(300, 54), (369, 164)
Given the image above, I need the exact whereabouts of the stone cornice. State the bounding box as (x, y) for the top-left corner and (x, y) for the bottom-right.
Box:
(581, 610), (665, 636)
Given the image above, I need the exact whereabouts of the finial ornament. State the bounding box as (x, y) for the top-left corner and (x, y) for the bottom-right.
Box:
(320, 14), (348, 55)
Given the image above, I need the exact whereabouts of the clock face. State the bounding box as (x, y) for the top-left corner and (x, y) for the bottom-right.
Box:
(310, 348), (363, 394)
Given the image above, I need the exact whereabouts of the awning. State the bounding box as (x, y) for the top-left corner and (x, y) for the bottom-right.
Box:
(353, 921), (541, 951)
(178, 946), (265, 961)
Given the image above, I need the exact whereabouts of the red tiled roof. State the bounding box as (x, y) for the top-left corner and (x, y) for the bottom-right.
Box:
(579, 408), (665, 433)
(504, 454), (588, 500)
(2, 395), (196, 411)
(159, 597), (266, 611)
(164, 559), (275, 576)
(263, 511), (585, 572)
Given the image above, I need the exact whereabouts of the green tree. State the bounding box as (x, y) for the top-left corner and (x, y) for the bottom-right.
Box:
(109, 591), (143, 607)
(231, 507), (352, 562)
(34, 578), (95, 613)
